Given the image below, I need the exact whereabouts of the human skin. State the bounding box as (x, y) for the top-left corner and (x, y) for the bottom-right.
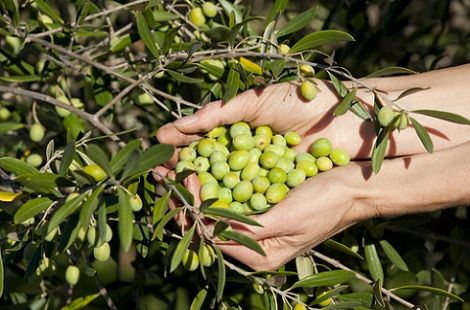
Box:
(155, 64), (470, 270)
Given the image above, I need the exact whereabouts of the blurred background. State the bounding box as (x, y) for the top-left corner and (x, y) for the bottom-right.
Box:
(246, 0), (470, 76)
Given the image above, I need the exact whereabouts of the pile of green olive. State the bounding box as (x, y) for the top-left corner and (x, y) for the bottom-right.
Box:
(176, 122), (350, 214)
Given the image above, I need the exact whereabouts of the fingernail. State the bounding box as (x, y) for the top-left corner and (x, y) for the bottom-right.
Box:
(175, 115), (198, 126)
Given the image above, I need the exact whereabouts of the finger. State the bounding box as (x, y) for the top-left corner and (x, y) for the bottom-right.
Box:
(163, 147), (179, 169)
(152, 165), (170, 183)
(156, 123), (202, 146)
(183, 173), (201, 208)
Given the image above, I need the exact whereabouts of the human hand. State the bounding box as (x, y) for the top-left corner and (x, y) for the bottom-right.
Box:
(156, 81), (374, 160)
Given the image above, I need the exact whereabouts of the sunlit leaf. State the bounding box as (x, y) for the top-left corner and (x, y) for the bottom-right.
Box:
(364, 243), (384, 285)
(276, 8), (315, 38)
(170, 224), (196, 272)
(118, 188), (134, 251)
(410, 117), (433, 153)
(290, 270), (355, 289)
(14, 197), (53, 224)
(136, 11), (160, 58)
(0, 191), (21, 202)
(366, 66), (416, 78)
(218, 230), (265, 256)
(411, 110), (470, 125)
(379, 240), (408, 271)
(390, 285), (464, 302)
(290, 30), (354, 53)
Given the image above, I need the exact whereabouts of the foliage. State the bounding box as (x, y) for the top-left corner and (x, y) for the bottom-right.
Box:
(0, 0), (469, 309)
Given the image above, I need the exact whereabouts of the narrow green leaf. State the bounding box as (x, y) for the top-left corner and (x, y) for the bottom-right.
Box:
(168, 70), (204, 84)
(152, 10), (178, 22)
(134, 144), (175, 177)
(334, 87), (357, 116)
(14, 197), (53, 224)
(16, 173), (59, 193)
(290, 270), (355, 289)
(364, 243), (384, 285)
(198, 63), (225, 79)
(97, 205), (107, 247)
(120, 151), (140, 181)
(110, 33), (139, 53)
(175, 169), (196, 184)
(371, 128), (389, 174)
(323, 239), (363, 260)
(214, 245), (226, 301)
(0, 122), (23, 133)
(0, 75), (40, 83)
(60, 293), (100, 310)
(276, 8), (315, 38)
(394, 87), (429, 101)
(218, 0), (243, 23)
(411, 110), (470, 125)
(0, 157), (38, 175)
(110, 139), (142, 174)
(190, 289), (207, 310)
(327, 72), (348, 97)
(371, 279), (385, 307)
(271, 59), (286, 80)
(86, 144), (112, 177)
(223, 67), (240, 103)
(48, 192), (88, 233)
(350, 101), (372, 120)
(153, 207), (182, 241)
(265, 0), (288, 26)
(410, 117), (433, 153)
(170, 225), (196, 272)
(218, 230), (265, 256)
(162, 26), (181, 54)
(135, 12), (160, 58)
(118, 188), (134, 251)
(290, 30), (354, 54)
(59, 140), (75, 176)
(79, 185), (104, 229)
(0, 250), (3, 298)
(379, 240), (408, 271)
(390, 285), (464, 302)
(310, 285), (348, 306)
(366, 66), (416, 78)
(34, 0), (64, 24)
(152, 191), (171, 225)
(203, 207), (263, 227)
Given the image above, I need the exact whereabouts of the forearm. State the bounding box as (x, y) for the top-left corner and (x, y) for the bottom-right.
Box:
(350, 141), (470, 220)
(337, 64), (470, 158)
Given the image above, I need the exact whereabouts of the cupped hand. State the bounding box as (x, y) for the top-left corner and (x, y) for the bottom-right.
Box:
(156, 81), (371, 162)
(216, 161), (371, 271)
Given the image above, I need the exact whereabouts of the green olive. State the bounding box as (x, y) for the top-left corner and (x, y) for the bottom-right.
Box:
(175, 160), (195, 173)
(275, 157), (295, 173)
(232, 180), (253, 203)
(210, 161), (230, 180)
(255, 125), (273, 139)
(202, 2), (218, 18)
(210, 151), (227, 165)
(377, 106), (397, 127)
(310, 138), (332, 157)
(253, 134), (271, 150)
(194, 156), (210, 172)
(264, 144), (285, 157)
(30, 123), (45, 142)
(200, 182), (219, 201)
(228, 150), (250, 171)
(0, 107), (11, 120)
(129, 194), (143, 212)
(83, 164), (107, 182)
(93, 242), (111, 262)
(272, 134), (287, 146)
(259, 151), (279, 169)
(329, 148), (350, 166)
(241, 163), (260, 181)
(206, 126), (226, 139)
(284, 131), (301, 146)
(296, 160), (318, 177)
(265, 183), (288, 204)
(252, 176), (270, 193)
(190, 7), (206, 27)
(295, 153), (316, 163)
(278, 44), (290, 56)
(283, 148), (297, 161)
(315, 156), (333, 172)
(267, 167), (287, 184)
(300, 80), (317, 101)
(179, 147), (197, 161)
(229, 201), (245, 213)
(222, 172), (240, 189)
(233, 134), (254, 150)
(218, 187), (233, 204)
(65, 265), (80, 285)
(182, 249), (199, 271)
(299, 64), (315, 77)
(197, 139), (215, 157)
(229, 121), (251, 138)
(248, 148), (262, 163)
(200, 244), (216, 268)
(286, 169), (306, 188)
(26, 153), (43, 167)
(249, 193), (268, 211)
(198, 171), (217, 185)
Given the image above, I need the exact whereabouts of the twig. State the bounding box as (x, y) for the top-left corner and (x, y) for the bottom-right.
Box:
(309, 250), (416, 309)
(0, 85), (117, 139)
